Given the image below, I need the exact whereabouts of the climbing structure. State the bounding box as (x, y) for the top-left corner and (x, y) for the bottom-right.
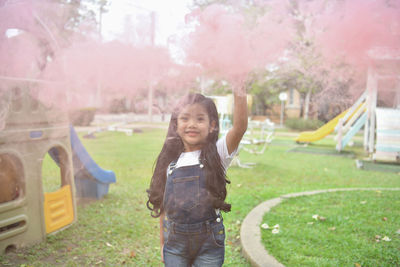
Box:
(364, 48), (400, 162)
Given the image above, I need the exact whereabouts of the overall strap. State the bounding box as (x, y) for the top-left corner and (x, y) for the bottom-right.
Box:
(167, 160), (178, 176)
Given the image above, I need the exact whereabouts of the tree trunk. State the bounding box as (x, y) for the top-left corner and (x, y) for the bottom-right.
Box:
(303, 89), (311, 120)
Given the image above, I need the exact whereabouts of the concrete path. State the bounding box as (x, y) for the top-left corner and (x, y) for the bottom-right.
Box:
(240, 187), (400, 267)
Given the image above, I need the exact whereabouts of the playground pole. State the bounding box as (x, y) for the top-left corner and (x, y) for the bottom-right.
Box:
(365, 67), (378, 154)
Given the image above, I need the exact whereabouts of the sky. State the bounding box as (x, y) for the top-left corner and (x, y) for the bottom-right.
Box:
(102, 0), (192, 62)
(101, 0), (193, 60)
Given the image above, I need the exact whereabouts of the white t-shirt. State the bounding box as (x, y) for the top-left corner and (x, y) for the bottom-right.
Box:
(175, 134), (238, 170)
(173, 135), (237, 215)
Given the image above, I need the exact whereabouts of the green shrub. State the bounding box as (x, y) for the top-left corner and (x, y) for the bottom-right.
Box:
(69, 107), (97, 126)
(285, 118), (324, 131)
(109, 98), (128, 114)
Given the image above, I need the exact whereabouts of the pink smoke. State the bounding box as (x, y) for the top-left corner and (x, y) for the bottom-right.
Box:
(1, 0), (175, 110)
(42, 40), (174, 108)
(184, 5), (254, 85)
(184, 2), (294, 87)
(1, 0), (399, 113)
(0, 1), (36, 34)
(316, 0), (400, 67)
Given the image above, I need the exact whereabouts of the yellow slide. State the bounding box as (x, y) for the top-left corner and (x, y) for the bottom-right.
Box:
(295, 109), (350, 143)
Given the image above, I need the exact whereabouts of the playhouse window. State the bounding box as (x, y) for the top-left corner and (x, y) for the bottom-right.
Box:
(42, 146), (71, 193)
(0, 154), (24, 204)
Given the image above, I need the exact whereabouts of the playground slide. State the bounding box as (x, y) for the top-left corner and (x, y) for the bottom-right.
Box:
(50, 127), (116, 199)
(69, 126), (116, 184)
(295, 109), (349, 143)
(70, 126), (116, 183)
(70, 126), (116, 199)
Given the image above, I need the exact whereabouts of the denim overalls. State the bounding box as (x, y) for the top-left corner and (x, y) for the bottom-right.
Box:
(162, 161), (225, 267)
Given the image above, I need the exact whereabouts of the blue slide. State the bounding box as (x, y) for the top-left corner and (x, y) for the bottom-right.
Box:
(49, 126), (116, 199)
(69, 126), (116, 199)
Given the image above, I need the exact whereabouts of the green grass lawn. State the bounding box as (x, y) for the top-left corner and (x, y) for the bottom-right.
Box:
(261, 190), (400, 267)
(1, 127), (399, 266)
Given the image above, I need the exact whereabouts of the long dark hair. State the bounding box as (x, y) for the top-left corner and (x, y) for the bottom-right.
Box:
(146, 93), (231, 218)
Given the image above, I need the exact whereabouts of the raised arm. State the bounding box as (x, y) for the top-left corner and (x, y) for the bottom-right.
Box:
(226, 88), (248, 154)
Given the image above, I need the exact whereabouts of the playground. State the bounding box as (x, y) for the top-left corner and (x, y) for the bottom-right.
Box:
(1, 1), (400, 266)
(0, 124), (399, 266)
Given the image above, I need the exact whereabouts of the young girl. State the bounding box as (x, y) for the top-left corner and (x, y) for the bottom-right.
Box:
(146, 88), (247, 266)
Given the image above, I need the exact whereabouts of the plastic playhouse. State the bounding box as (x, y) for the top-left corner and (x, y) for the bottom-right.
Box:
(0, 23), (116, 254)
(0, 81), (117, 255)
(0, 82), (77, 253)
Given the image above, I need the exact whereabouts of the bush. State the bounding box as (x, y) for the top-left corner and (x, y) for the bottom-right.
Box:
(69, 108), (97, 126)
(285, 118), (324, 131)
(109, 98), (128, 114)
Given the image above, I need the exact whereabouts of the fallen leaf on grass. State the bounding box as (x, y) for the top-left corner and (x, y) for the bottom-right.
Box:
(272, 229), (280, 234)
(261, 223), (280, 233)
(375, 235), (387, 242)
(122, 248), (137, 259)
(312, 215), (326, 221)
(261, 223), (269, 229)
(354, 263), (361, 267)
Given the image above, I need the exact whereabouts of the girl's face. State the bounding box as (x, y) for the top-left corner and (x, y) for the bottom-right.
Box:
(176, 103), (216, 152)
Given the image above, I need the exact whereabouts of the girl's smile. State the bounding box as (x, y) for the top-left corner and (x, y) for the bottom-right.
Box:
(177, 103), (216, 152)
(186, 131), (199, 137)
